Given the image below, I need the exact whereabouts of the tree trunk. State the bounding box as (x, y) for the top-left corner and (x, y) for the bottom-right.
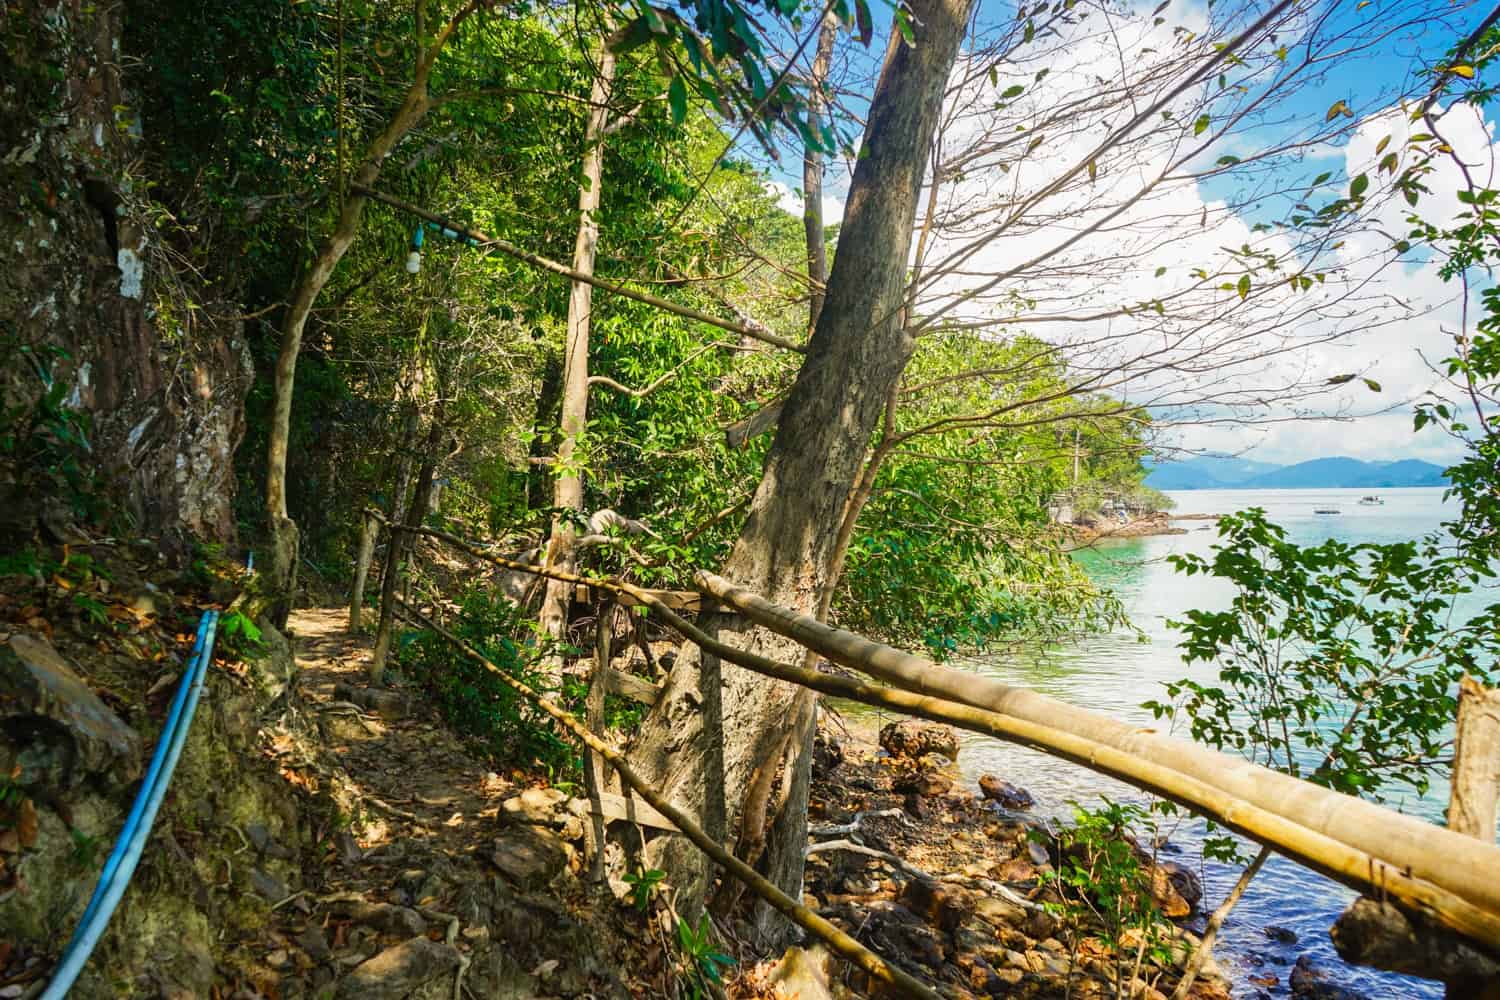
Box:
(349, 509), (377, 631)
(370, 411), (445, 684)
(539, 47), (616, 656)
(626, 0), (975, 940)
(263, 68), (438, 626)
(801, 10), (839, 333)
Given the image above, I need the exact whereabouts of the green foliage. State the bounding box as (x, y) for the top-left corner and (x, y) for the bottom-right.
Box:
(398, 588), (576, 774)
(674, 913), (735, 999)
(622, 866), (666, 911)
(69, 828), (103, 872)
(219, 610), (266, 660)
(0, 339), (101, 523)
(1146, 509), (1498, 804)
(1039, 799), (1170, 992)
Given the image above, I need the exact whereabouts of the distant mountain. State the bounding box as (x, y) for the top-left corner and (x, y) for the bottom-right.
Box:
(1144, 455), (1281, 490)
(1147, 455), (1448, 490)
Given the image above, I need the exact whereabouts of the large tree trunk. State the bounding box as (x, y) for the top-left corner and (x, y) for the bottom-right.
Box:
(627, 0), (975, 940)
(539, 48), (617, 655)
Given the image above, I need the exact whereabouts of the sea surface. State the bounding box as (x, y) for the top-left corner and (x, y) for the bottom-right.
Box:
(876, 488), (1484, 999)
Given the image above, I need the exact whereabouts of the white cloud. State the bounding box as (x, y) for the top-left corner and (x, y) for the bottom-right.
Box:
(765, 179), (847, 226)
(906, 4), (1488, 467)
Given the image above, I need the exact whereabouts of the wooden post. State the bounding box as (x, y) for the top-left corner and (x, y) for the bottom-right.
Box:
(349, 509), (377, 631)
(582, 597), (612, 884)
(1450, 676), (1500, 843)
(1332, 676), (1500, 995)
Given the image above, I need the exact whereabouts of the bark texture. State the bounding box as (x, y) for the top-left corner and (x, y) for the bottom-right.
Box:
(626, 0), (975, 939)
(539, 48), (616, 652)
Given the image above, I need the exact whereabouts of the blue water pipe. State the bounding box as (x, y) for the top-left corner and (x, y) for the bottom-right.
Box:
(67, 615), (210, 935)
(41, 610), (220, 999)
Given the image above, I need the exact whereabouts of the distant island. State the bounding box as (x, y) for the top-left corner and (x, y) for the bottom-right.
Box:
(1146, 455), (1450, 491)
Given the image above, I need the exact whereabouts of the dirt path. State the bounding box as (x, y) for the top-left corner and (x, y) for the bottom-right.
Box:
(241, 609), (631, 999)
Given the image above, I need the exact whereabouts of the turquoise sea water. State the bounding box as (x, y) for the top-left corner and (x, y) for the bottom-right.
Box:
(950, 488), (1480, 998)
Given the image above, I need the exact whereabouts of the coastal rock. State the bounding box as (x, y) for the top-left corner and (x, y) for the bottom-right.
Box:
(978, 775), (1034, 809)
(1157, 860), (1202, 910)
(879, 720), (959, 762)
(1146, 864), (1192, 919)
(812, 730), (845, 778)
(898, 877), (975, 933)
(1289, 955), (1368, 1000)
(1264, 925), (1299, 945)
(853, 901), (946, 970)
(893, 767), (953, 798)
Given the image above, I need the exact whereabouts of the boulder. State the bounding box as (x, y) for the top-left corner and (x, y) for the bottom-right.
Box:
(892, 767), (953, 798)
(812, 730), (845, 778)
(1146, 864), (1192, 919)
(489, 824), (567, 890)
(1157, 860), (1202, 910)
(977, 775), (1034, 810)
(335, 937), (460, 1000)
(0, 634), (141, 788)
(1289, 955), (1368, 1000)
(898, 878), (975, 933)
(854, 901), (946, 970)
(879, 720), (959, 761)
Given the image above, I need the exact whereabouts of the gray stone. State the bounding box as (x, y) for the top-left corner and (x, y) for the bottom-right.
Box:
(879, 719), (959, 761)
(336, 937), (460, 1000)
(251, 868), (289, 901)
(0, 634), (141, 788)
(490, 824), (567, 890)
(324, 895), (427, 938)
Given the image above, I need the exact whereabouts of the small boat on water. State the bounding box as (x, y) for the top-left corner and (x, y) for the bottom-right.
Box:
(1358, 495), (1384, 506)
(1314, 507), (1341, 515)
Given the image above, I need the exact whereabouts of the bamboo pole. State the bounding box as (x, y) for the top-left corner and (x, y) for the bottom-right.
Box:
(695, 571), (1500, 926)
(349, 185), (804, 354)
(379, 520), (1500, 952)
(395, 602), (944, 1000)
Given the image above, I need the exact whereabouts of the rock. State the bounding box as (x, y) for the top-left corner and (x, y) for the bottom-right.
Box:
(335, 937), (460, 1000)
(767, 945), (837, 1000)
(978, 775), (1034, 810)
(855, 901), (946, 970)
(332, 682), (410, 720)
(1157, 861), (1202, 910)
(893, 768), (953, 798)
(0, 634), (142, 788)
(489, 824), (567, 890)
(250, 868), (289, 902)
(509, 787), (584, 839)
(323, 895), (427, 937)
(297, 926), (332, 963)
(879, 720), (959, 762)
(1146, 864), (1191, 919)
(898, 878), (975, 933)
(973, 895), (1027, 929)
(812, 730), (845, 778)
(1264, 925), (1299, 945)
(1289, 955), (1368, 1000)
(901, 792), (929, 819)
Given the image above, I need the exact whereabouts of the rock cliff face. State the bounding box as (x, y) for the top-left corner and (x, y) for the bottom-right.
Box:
(1, 0), (249, 553)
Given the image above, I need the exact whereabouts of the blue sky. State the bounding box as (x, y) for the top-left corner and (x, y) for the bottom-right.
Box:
(750, 0), (1497, 466)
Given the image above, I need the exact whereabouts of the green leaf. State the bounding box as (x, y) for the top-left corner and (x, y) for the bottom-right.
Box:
(668, 75), (687, 125)
(1236, 274), (1250, 300)
(1193, 114), (1210, 136)
(1350, 173), (1369, 199)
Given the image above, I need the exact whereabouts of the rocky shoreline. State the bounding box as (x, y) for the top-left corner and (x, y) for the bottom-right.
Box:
(760, 717), (1233, 1000)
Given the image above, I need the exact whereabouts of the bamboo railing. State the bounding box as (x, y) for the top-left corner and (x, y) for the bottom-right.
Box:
(370, 518), (1500, 961)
